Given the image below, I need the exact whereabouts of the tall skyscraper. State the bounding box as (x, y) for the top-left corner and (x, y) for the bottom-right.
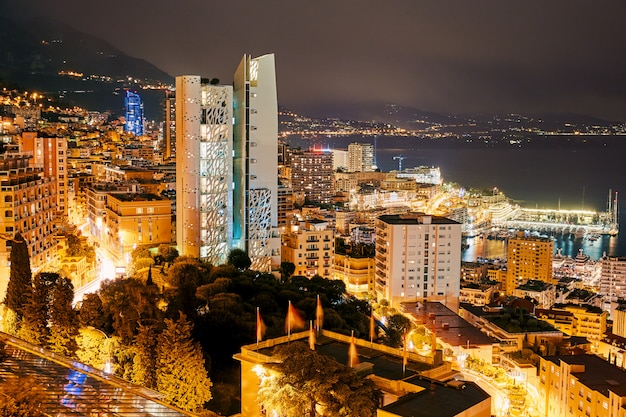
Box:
(176, 54), (279, 271)
(233, 54), (280, 271)
(375, 213), (462, 311)
(124, 90), (145, 136)
(176, 77), (233, 266)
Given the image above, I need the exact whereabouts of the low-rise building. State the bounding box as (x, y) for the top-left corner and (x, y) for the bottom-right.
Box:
(333, 253), (375, 298)
(105, 193), (172, 262)
(459, 303), (563, 355)
(460, 282), (500, 307)
(461, 262), (489, 284)
(536, 304), (606, 341)
(403, 301), (498, 365)
(538, 354), (626, 417)
(236, 329), (490, 417)
(514, 280), (556, 309)
(612, 303), (626, 339)
(281, 219), (334, 278)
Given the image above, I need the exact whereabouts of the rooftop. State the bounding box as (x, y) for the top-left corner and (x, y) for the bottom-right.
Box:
(378, 213), (460, 226)
(544, 354), (626, 397)
(516, 280), (553, 292)
(110, 193), (167, 202)
(381, 377), (489, 417)
(403, 302), (496, 347)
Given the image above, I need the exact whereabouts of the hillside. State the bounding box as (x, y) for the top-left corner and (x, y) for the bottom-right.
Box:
(0, 14), (173, 119)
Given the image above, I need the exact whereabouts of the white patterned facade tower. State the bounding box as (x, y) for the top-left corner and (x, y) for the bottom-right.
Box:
(176, 54), (279, 272)
(176, 76), (233, 265)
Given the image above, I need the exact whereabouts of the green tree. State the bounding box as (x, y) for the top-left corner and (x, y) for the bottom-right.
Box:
(157, 244), (179, 264)
(0, 376), (48, 417)
(99, 278), (162, 342)
(76, 326), (116, 371)
(3, 232), (32, 325)
(48, 277), (78, 357)
(280, 262), (295, 281)
(18, 272), (59, 346)
(65, 234), (95, 262)
(165, 260), (203, 320)
(146, 266), (154, 286)
(132, 324), (159, 389)
(227, 248), (251, 270)
(156, 313), (212, 412)
(383, 314), (413, 348)
(257, 342), (381, 417)
(129, 247), (154, 275)
(78, 292), (108, 330)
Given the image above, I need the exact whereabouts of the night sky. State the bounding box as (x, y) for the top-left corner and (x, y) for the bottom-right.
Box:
(6, 0), (626, 121)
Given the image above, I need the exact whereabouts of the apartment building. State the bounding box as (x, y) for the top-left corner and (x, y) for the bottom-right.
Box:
(281, 219), (334, 278)
(375, 213), (462, 311)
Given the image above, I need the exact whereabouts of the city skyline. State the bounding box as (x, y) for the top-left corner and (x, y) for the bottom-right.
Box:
(3, 0), (626, 121)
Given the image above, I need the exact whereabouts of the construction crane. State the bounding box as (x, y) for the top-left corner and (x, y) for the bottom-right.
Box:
(393, 155), (406, 171)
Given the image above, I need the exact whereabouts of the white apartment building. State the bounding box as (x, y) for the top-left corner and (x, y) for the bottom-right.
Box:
(375, 213), (462, 311)
(347, 142), (374, 173)
(601, 256), (626, 317)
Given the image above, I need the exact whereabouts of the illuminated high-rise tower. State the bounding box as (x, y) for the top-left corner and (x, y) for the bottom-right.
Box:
(124, 90), (145, 136)
(232, 54), (280, 271)
(176, 77), (233, 266)
(176, 54), (279, 271)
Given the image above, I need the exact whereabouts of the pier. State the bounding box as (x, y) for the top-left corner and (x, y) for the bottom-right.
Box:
(503, 207), (616, 236)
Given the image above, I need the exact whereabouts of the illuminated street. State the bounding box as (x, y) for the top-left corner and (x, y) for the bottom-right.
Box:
(459, 370), (510, 417)
(73, 225), (122, 305)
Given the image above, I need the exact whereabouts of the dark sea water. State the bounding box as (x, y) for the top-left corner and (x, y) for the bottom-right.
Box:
(287, 134), (626, 260)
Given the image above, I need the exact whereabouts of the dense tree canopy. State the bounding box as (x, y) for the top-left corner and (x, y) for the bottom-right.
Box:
(48, 277), (78, 357)
(0, 376), (48, 417)
(97, 278), (162, 342)
(65, 233), (96, 263)
(4, 232), (32, 324)
(18, 272), (60, 346)
(132, 324), (159, 389)
(384, 314), (413, 348)
(227, 248), (251, 270)
(156, 313), (212, 412)
(257, 342), (381, 417)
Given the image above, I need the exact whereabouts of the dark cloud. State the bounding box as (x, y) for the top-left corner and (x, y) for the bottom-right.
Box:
(5, 0), (626, 120)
